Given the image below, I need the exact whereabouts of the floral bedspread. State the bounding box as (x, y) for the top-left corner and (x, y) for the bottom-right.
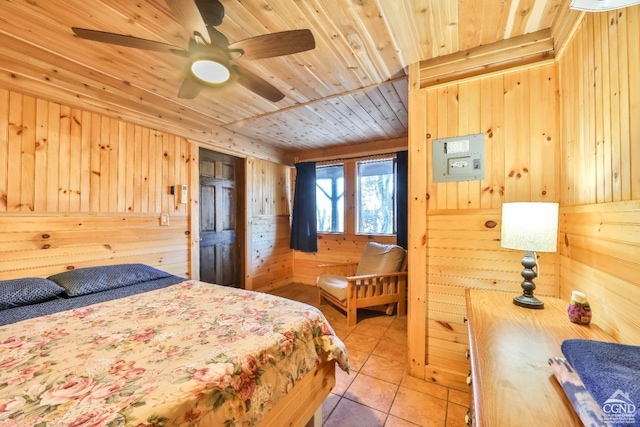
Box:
(0, 281), (349, 426)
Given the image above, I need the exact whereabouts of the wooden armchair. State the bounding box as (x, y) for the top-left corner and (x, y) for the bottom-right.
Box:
(317, 242), (407, 326)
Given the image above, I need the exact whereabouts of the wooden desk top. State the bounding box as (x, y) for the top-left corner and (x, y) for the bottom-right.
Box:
(465, 289), (615, 427)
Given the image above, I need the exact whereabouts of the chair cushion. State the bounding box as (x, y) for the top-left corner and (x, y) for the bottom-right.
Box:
(355, 242), (405, 276)
(317, 274), (348, 302)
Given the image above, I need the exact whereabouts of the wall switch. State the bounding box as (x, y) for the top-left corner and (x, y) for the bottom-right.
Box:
(177, 184), (188, 204)
(160, 213), (170, 226)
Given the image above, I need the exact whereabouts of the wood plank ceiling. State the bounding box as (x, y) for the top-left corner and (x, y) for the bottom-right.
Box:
(0, 0), (569, 163)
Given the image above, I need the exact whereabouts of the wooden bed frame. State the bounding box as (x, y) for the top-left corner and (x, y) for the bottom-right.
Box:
(0, 259), (339, 427)
(259, 361), (336, 427)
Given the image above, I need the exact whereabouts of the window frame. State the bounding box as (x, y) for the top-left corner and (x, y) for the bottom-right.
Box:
(315, 154), (397, 237)
(315, 163), (345, 234)
(355, 157), (397, 236)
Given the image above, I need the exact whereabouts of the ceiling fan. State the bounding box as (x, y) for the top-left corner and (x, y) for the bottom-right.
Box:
(71, 0), (315, 102)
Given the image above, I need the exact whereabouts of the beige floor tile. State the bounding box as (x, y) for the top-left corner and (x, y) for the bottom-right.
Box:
(389, 387), (447, 427)
(344, 373), (399, 413)
(324, 398), (388, 427)
(346, 348), (371, 373)
(445, 402), (469, 427)
(385, 415), (422, 427)
(447, 388), (470, 406)
(389, 316), (408, 332)
(359, 312), (397, 327)
(383, 327), (408, 346)
(399, 373), (448, 400)
(321, 311), (354, 333)
(343, 332), (380, 353)
(320, 306), (346, 321)
(334, 366), (356, 396)
(360, 354), (406, 385)
(372, 339), (408, 362)
(331, 327), (351, 342)
(353, 319), (390, 339)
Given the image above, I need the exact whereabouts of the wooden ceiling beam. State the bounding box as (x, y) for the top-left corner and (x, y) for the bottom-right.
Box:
(418, 29), (555, 88)
(293, 136), (407, 162)
(551, 0), (586, 58)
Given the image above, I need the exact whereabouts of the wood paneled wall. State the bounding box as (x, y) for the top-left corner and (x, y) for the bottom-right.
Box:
(245, 158), (294, 290)
(0, 90), (191, 215)
(0, 88), (297, 288)
(0, 214), (189, 279)
(559, 8), (639, 206)
(425, 66), (559, 210)
(408, 64), (560, 390)
(409, 5), (640, 391)
(557, 7), (640, 345)
(0, 89), (192, 279)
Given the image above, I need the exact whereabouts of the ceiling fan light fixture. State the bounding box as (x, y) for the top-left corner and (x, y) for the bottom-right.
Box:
(569, 0), (640, 10)
(191, 58), (230, 84)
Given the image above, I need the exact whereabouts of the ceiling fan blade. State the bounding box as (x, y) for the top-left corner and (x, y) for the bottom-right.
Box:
(178, 74), (204, 99)
(234, 65), (285, 102)
(228, 29), (315, 61)
(72, 27), (186, 54)
(165, 0), (211, 44)
(207, 26), (229, 48)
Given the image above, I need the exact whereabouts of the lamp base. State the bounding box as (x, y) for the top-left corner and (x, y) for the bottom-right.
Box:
(512, 251), (545, 309)
(513, 294), (545, 309)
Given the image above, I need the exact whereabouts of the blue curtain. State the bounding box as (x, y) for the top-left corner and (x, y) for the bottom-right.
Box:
(396, 151), (408, 249)
(290, 161), (318, 252)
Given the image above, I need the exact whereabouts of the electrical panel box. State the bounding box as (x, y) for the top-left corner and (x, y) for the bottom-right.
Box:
(432, 133), (484, 183)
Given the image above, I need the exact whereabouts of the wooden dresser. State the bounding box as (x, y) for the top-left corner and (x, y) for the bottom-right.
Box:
(465, 289), (616, 426)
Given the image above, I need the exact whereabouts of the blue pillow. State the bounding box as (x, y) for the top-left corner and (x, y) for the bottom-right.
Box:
(48, 264), (172, 297)
(0, 278), (65, 310)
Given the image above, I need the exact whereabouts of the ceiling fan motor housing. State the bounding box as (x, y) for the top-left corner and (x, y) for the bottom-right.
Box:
(195, 0), (225, 26)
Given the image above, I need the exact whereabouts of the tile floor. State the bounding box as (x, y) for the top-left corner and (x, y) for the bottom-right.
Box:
(268, 283), (470, 427)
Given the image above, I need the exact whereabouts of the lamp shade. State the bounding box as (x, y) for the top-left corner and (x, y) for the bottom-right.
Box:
(501, 202), (559, 252)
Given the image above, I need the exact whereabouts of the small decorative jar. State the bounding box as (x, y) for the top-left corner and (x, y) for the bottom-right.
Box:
(567, 291), (592, 325)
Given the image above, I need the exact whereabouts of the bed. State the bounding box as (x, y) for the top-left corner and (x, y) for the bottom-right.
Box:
(0, 264), (349, 426)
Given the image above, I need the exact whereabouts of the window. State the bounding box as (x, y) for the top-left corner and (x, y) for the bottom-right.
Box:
(357, 159), (395, 235)
(316, 164), (344, 233)
(314, 156), (398, 236)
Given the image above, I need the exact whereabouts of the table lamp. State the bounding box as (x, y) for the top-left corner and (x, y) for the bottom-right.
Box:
(500, 202), (559, 309)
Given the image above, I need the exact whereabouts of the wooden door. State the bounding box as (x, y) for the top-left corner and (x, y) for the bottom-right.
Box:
(199, 148), (240, 287)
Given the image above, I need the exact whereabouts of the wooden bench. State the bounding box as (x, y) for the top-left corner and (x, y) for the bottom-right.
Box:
(317, 242), (407, 326)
